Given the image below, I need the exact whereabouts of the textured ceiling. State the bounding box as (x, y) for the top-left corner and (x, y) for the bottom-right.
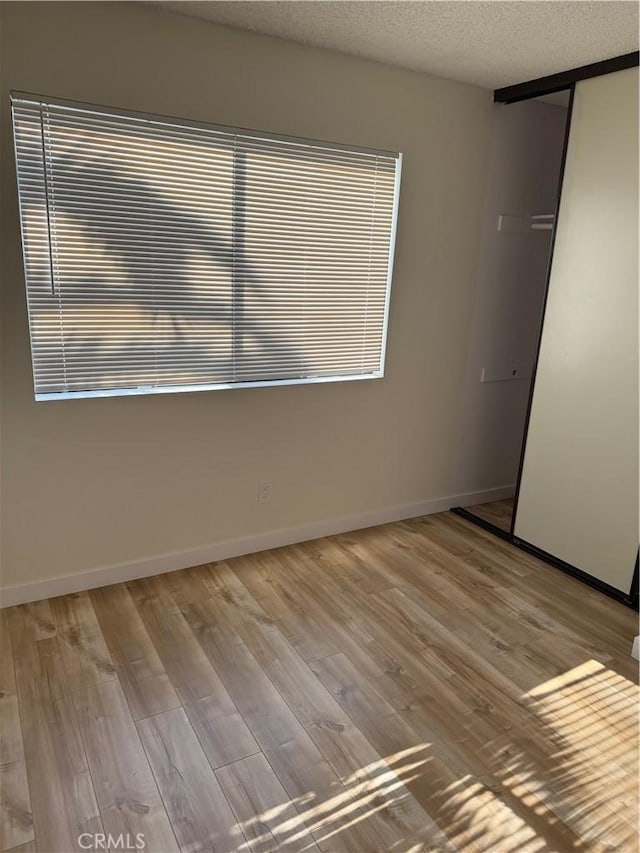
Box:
(153, 1), (639, 89)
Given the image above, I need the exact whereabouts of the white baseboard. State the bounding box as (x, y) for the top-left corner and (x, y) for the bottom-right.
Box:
(0, 484), (515, 608)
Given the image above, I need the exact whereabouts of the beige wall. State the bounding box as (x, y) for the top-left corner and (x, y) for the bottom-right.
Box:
(0, 2), (492, 591)
(453, 98), (568, 493)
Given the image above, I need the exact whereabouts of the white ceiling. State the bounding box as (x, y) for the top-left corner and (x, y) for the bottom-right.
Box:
(154, 1), (639, 90)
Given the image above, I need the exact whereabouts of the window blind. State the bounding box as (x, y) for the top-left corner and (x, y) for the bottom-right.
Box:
(11, 94), (402, 400)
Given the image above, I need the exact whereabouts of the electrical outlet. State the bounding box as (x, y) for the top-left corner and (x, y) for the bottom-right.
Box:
(258, 480), (273, 504)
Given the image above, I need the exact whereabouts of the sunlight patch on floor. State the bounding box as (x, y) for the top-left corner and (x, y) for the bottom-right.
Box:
(227, 661), (638, 852)
(232, 742), (552, 852)
(498, 659), (639, 851)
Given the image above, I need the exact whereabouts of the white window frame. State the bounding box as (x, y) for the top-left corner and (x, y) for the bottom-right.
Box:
(12, 93), (403, 401)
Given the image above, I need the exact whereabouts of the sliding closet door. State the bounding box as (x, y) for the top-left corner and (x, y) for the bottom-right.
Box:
(514, 67), (638, 593)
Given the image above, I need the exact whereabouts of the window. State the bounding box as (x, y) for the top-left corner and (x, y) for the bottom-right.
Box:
(11, 94), (402, 400)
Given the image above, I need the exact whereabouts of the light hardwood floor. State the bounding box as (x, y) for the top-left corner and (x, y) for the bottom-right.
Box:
(461, 499), (514, 534)
(1, 510), (638, 853)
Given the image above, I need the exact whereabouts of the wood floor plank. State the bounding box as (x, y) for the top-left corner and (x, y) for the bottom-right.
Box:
(256, 748), (384, 853)
(403, 515), (616, 657)
(179, 577), (394, 853)
(90, 584), (180, 721)
(3, 510), (637, 853)
(309, 652), (586, 853)
(0, 760), (34, 852)
(216, 753), (321, 853)
(137, 706), (246, 852)
(203, 562), (454, 852)
(232, 545), (415, 699)
(49, 592), (117, 691)
(435, 513), (637, 643)
(225, 550), (342, 662)
(0, 610), (25, 768)
(7, 602), (56, 651)
(180, 592), (332, 788)
(179, 582), (319, 743)
(275, 535), (638, 850)
(73, 679), (179, 852)
(127, 574), (259, 768)
(329, 527), (552, 689)
(303, 548), (539, 740)
(10, 636), (103, 853)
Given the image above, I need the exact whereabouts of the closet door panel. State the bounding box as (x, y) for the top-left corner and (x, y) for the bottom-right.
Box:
(514, 67), (638, 593)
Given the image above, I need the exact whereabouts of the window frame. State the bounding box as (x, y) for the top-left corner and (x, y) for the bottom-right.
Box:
(11, 92), (403, 401)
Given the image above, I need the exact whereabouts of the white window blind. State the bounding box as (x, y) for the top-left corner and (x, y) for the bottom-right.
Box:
(11, 94), (401, 400)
